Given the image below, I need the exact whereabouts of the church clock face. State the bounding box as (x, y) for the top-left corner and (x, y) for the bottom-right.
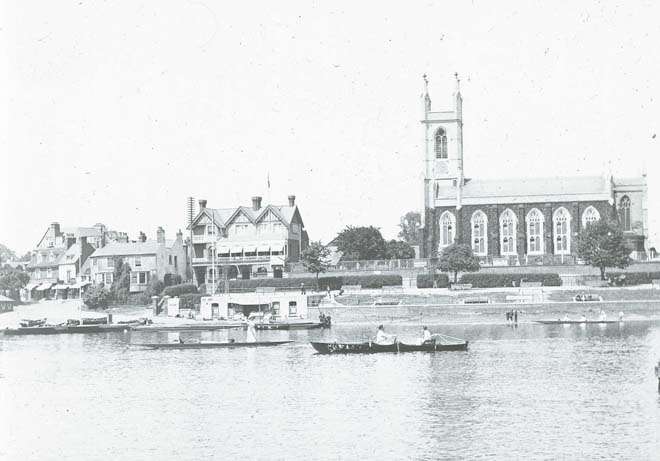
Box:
(436, 161), (449, 175)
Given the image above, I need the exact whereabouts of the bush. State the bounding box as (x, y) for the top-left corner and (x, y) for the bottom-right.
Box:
(223, 274), (403, 292)
(178, 293), (203, 310)
(164, 273), (183, 287)
(416, 273), (450, 288)
(128, 292), (151, 306)
(83, 285), (113, 309)
(145, 278), (164, 298)
(459, 273), (562, 288)
(607, 272), (660, 286)
(162, 283), (198, 297)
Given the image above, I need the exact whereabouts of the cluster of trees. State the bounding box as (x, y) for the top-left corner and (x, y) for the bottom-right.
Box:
(0, 270), (30, 301)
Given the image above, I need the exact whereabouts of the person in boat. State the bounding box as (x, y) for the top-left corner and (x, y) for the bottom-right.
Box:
(513, 310), (518, 324)
(563, 313), (570, 321)
(655, 359), (660, 393)
(246, 318), (258, 343)
(598, 310), (607, 321)
(421, 326), (433, 343)
(580, 314), (587, 322)
(375, 325), (395, 345)
(619, 311), (624, 322)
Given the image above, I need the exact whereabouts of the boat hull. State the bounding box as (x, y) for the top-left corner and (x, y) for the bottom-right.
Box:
(255, 322), (323, 330)
(3, 324), (130, 336)
(310, 340), (468, 354)
(535, 320), (619, 325)
(136, 340), (294, 349)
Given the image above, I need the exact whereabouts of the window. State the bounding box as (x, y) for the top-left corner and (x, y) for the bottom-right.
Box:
(619, 196), (631, 231)
(471, 211), (488, 255)
(138, 272), (148, 284)
(288, 301), (297, 315)
(439, 211), (455, 249)
(435, 128), (448, 159)
(104, 273), (114, 284)
(131, 272), (138, 284)
(93, 258), (97, 267)
(49, 253), (55, 262)
(207, 225), (214, 235)
(553, 207), (571, 254)
(66, 270), (72, 283)
(582, 206), (600, 228)
(169, 255), (172, 265)
(35, 270), (41, 279)
(47, 268), (52, 278)
(272, 223), (283, 233)
(174, 256), (178, 268)
(499, 209), (517, 255)
(134, 256), (141, 267)
(272, 302), (280, 317)
(526, 209), (544, 254)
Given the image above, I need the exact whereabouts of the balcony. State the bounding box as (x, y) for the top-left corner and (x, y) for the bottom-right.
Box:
(192, 235), (216, 244)
(192, 255), (276, 266)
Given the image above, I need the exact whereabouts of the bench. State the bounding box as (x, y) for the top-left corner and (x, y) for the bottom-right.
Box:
(462, 297), (490, 304)
(450, 284), (472, 291)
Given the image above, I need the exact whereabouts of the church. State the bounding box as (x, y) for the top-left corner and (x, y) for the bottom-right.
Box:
(421, 75), (648, 264)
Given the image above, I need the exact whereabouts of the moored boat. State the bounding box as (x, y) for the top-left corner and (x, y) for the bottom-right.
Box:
(310, 339), (468, 354)
(135, 340), (294, 349)
(535, 319), (618, 325)
(255, 321), (322, 330)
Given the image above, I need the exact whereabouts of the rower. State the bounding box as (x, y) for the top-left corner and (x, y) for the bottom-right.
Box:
(421, 325), (432, 342)
(375, 325), (395, 344)
(598, 310), (607, 321)
(619, 311), (624, 322)
(563, 313), (570, 321)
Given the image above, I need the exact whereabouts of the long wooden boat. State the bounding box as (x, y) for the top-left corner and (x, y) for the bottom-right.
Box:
(3, 324), (131, 336)
(131, 323), (244, 332)
(136, 340), (294, 349)
(255, 321), (323, 331)
(535, 319), (619, 325)
(310, 339), (468, 354)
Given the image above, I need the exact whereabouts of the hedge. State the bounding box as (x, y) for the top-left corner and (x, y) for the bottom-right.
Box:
(459, 273), (562, 288)
(162, 283), (198, 297)
(607, 272), (660, 286)
(222, 274), (403, 292)
(416, 274), (450, 288)
(178, 293), (203, 310)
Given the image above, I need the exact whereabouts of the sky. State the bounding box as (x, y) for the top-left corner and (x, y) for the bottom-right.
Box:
(1, 0), (659, 254)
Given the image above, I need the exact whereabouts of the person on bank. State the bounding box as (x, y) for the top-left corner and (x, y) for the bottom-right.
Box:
(246, 317), (258, 343)
(375, 325), (396, 345)
(655, 359), (660, 393)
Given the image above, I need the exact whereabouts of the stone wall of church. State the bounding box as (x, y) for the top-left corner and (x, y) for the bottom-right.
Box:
(428, 200), (615, 258)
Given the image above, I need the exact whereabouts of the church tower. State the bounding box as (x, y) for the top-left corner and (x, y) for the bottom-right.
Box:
(422, 73), (464, 214)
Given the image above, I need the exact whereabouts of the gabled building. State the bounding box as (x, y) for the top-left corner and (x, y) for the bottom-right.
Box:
(88, 227), (186, 292)
(188, 195), (309, 284)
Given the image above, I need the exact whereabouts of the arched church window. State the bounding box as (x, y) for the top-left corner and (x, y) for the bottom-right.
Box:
(499, 209), (517, 255)
(553, 207), (571, 254)
(439, 211), (455, 249)
(526, 209), (544, 254)
(471, 211), (488, 256)
(619, 196), (631, 231)
(582, 206), (600, 228)
(435, 128), (448, 159)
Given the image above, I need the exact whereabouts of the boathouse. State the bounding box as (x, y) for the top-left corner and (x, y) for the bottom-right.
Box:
(200, 291), (309, 321)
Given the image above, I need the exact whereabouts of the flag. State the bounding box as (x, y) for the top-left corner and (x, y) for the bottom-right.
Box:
(267, 173), (271, 190)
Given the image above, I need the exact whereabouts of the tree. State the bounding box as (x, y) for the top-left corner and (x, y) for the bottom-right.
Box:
(577, 218), (632, 280)
(145, 277), (165, 298)
(0, 270), (30, 301)
(335, 226), (387, 260)
(301, 241), (331, 288)
(384, 240), (416, 259)
(397, 211), (422, 246)
(0, 244), (17, 264)
(83, 284), (113, 310)
(19, 251), (32, 262)
(438, 244), (481, 283)
(110, 257), (131, 303)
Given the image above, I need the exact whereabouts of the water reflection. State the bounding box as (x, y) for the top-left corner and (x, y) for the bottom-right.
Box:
(1, 322), (660, 460)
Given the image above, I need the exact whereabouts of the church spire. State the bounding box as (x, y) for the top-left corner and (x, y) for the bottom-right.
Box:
(422, 74), (431, 114)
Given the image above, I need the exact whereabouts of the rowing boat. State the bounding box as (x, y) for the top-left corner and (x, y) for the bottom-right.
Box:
(535, 320), (619, 325)
(255, 322), (323, 330)
(310, 339), (468, 354)
(136, 340), (294, 349)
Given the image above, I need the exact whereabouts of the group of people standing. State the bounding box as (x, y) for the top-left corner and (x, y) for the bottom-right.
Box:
(505, 309), (519, 325)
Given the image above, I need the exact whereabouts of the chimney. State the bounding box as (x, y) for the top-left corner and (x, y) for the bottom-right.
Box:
(288, 195), (296, 207)
(50, 222), (61, 236)
(176, 229), (183, 242)
(156, 226), (165, 244)
(252, 196), (262, 211)
(198, 199), (207, 210)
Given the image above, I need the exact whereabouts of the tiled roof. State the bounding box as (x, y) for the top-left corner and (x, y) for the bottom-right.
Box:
(90, 241), (162, 257)
(61, 227), (103, 237)
(461, 176), (609, 198)
(197, 204), (299, 228)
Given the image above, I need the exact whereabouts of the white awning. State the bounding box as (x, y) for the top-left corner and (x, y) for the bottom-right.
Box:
(257, 245), (271, 252)
(244, 246), (258, 253)
(36, 283), (54, 291)
(271, 243), (285, 252)
(230, 247), (244, 253)
(53, 285), (69, 290)
(80, 281), (91, 287)
(25, 283), (40, 291)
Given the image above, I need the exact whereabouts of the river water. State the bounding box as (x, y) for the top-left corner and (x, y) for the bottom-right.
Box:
(2, 319), (660, 460)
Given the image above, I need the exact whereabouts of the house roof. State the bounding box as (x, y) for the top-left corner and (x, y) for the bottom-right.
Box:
(189, 204), (302, 229)
(61, 227), (103, 238)
(90, 241), (162, 257)
(0, 294), (14, 302)
(61, 244), (81, 264)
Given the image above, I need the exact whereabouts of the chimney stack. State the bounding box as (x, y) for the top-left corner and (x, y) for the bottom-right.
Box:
(288, 195), (296, 207)
(50, 222), (61, 236)
(198, 199), (207, 210)
(176, 229), (183, 242)
(156, 226), (165, 244)
(252, 196), (262, 211)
